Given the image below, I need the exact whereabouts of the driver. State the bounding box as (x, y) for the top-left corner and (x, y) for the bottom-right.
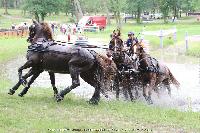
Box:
(126, 32), (138, 47)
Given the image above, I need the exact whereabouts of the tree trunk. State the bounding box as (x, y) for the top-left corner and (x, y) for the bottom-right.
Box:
(35, 12), (40, 22)
(136, 7), (141, 24)
(114, 11), (118, 25)
(73, 0), (83, 22)
(174, 7), (178, 18)
(116, 11), (121, 29)
(3, 0), (8, 15)
(101, 0), (111, 25)
(41, 13), (46, 21)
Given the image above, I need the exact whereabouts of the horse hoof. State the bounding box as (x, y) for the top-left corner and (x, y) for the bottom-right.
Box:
(53, 93), (58, 98)
(18, 93), (24, 97)
(8, 89), (15, 95)
(131, 99), (136, 103)
(56, 94), (64, 102)
(147, 100), (153, 105)
(88, 99), (98, 105)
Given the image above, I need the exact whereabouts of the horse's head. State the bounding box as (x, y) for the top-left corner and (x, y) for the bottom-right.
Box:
(27, 20), (53, 43)
(109, 35), (123, 52)
(27, 20), (41, 43)
(130, 43), (145, 60)
(109, 36), (125, 63)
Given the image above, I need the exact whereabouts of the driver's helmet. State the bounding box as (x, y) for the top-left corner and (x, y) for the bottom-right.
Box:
(128, 31), (134, 36)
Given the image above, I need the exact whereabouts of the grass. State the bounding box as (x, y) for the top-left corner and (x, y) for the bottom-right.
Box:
(0, 38), (200, 132)
(186, 42), (200, 57)
(0, 38), (27, 62)
(0, 8), (199, 56)
(1, 90), (200, 132)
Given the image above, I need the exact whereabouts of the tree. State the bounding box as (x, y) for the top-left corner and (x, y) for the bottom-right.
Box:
(125, 0), (151, 24)
(3, 0), (8, 14)
(101, 0), (111, 25)
(80, 0), (101, 15)
(108, 0), (126, 28)
(23, 0), (63, 21)
(72, 0), (83, 22)
(158, 0), (170, 23)
(62, 0), (74, 16)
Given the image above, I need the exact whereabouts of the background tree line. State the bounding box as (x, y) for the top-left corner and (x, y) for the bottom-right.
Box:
(1, 0), (200, 24)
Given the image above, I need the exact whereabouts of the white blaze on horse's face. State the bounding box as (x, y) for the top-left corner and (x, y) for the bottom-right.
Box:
(132, 44), (137, 60)
(114, 38), (117, 52)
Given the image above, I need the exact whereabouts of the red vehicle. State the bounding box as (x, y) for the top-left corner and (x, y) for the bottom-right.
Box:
(78, 16), (107, 31)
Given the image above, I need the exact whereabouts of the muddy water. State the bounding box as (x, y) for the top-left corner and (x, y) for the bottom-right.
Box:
(5, 51), (200, 112)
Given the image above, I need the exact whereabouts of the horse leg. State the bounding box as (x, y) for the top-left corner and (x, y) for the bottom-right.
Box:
(56, 65), (80, 102)
(162, 79), (171, 97)
(154, 86), (160, 98)
(8, 69), (33, 95)
(89, 83), (101, 105)
(127, 86), (134, 102)
(146, 80), (157, 104)
(18, 72), (41, 97)
(79, 70), (101, 105)
(48, 72), (58, 97)
(143, 84), (150, 104)
(18, 60), (33, 84)
(122, 83), (129, 100)
(114, 77), (120, 100)
(134, 86), (139, 99)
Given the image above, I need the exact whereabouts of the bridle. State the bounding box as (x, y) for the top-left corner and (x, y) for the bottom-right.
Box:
(27, 24), (36, 43)
(130, 44), (140, 60)
(110, 36), (123, 52)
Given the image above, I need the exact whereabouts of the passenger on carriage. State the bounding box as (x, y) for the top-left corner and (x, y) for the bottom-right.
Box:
(126, 31), (138, 47)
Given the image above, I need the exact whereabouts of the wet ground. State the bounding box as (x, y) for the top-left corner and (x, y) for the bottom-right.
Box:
(6, 51), (200, 112)
(5, 36), (200, 112)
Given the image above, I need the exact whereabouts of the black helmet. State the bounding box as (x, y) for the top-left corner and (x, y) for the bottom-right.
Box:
(128, 31), (134, 35)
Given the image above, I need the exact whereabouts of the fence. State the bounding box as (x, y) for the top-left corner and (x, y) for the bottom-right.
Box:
(0, 29), (29, 38)
(142, 27), (177, 48)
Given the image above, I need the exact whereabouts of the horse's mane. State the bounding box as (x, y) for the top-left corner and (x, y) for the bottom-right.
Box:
(96, 53), (117, 81)
(40, 22), (53, 40)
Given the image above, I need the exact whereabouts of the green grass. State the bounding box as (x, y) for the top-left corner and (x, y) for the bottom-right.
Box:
(0, 38), (27, 62)
(84, 23), (200, 46)
(186, 42), (200, 57)
(0, 38), (200, 132)
(0, 8), (199, 56)
(0, 90), (200, 132)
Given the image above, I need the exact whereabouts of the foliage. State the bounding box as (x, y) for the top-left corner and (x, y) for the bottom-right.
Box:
(80, 0), (101, 15)
(23, 0), (63, 21)
(125, 0), (152, 23)
(108, 0), (126, 28)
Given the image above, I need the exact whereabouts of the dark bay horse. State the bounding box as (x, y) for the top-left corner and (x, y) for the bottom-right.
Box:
(130, 43), (180, 104)
(109, 36), (138, 101)
(8, 21), (117, 104)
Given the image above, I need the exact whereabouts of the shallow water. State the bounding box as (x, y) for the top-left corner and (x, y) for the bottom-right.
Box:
(5, 50), (200, 112)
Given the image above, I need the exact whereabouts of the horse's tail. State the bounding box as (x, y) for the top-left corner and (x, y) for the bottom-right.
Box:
(168, 69), (180, 89)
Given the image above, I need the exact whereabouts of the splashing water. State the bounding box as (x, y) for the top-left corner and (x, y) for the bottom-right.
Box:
(5, 55), (200, 112)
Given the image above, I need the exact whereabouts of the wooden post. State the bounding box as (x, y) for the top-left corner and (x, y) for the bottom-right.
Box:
(141, 26), (145, 42)
(159, 30), (163, 48)
(173, 26), (177, 42)
(185, 32), (188, 51)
